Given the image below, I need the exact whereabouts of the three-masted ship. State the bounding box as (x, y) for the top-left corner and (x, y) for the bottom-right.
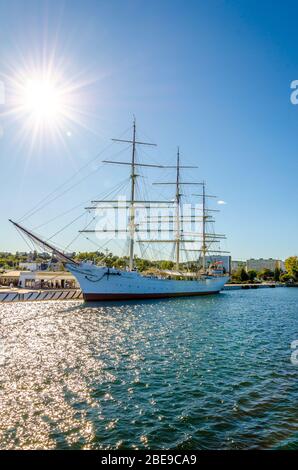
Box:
(10, 120), (229, 300)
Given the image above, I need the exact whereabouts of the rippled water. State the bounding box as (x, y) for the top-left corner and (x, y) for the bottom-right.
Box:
(0, 288), (297, 449)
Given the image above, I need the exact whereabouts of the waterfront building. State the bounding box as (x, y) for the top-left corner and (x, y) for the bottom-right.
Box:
(0, 271), (21, 287)
(19, 271), (79, 289)
(19, 262), (40, 271)
(0, 271), (79, 289)
(246, 258), (284, 272)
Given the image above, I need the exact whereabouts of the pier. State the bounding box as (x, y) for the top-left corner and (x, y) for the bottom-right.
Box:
(224, 283), (283, 290)
(0, 288), (82, 302)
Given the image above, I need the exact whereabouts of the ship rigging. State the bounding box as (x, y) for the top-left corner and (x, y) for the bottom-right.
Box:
(10, 119), (229, 300)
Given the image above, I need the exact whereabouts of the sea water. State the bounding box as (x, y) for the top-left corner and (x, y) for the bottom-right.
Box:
(0, 288), (297, 449)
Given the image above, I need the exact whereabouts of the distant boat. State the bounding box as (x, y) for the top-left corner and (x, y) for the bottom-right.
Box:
(10, 119), (229, 301)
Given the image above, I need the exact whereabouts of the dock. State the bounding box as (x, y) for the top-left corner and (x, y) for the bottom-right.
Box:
(0, 288), (83, 302)
(224, 283), (282, 290)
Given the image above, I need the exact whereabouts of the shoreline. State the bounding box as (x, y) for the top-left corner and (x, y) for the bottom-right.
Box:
(0, 283), (293, 303)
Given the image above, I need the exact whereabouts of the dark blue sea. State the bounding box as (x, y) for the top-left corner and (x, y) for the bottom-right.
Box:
(0, 288), (297, 449)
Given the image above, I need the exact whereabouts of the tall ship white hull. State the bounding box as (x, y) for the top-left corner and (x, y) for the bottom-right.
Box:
(67, 263), (229, 301)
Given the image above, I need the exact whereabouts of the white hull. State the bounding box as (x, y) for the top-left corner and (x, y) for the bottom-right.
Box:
(66, 263), (229, 301)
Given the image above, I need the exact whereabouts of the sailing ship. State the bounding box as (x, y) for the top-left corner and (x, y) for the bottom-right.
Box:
(10, 120), (229, 301)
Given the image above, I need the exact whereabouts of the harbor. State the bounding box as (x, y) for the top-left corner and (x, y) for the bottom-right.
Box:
(1, 287), (297, 449)
(1, 0), (298, 459)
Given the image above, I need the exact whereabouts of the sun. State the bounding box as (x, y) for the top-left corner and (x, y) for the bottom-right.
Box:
(5, 66), (77, 146)
(3, 59), (91, 150)
(18, 71), (71, 133)
(22, 77), (64, 123)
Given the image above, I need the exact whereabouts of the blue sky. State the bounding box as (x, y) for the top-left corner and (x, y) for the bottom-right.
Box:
(0, 0), (298, 260)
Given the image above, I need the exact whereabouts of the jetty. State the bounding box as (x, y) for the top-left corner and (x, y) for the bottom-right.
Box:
(224, 283), (283, 290)
(0, 288), (82, 302)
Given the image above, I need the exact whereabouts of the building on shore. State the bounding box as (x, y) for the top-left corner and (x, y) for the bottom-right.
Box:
(0, 271), (79, 289)
(231, 260), (246, 272)
(231, 259), (286, 273)
(19, 262), (40, 271)
(246, 258), (284, 272)
(19, 271), (79, 289)
(0, 271), (21, 287)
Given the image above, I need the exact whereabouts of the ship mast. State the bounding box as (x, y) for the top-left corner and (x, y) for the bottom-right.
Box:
(84, 119), (169, 271)
(129, 119), (137, 270)
(202, 181), (206, 273)
(10, 121), (229, 274)
(175, 147), (180, 270)
(153, 149), (199, 271)
(80, 121), (226, 273)
(191, 185), (228, 273)
(110, 118), (158, 270)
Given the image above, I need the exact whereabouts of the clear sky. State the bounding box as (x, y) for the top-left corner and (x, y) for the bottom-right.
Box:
(0, 0), (297, 260)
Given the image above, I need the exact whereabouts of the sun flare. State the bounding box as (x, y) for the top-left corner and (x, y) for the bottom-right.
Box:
(22, 77), (64, 122)
(17, 71), (72, 133)
(4, 58), (92, 150)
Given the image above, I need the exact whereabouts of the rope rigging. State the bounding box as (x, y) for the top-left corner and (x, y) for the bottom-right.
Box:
(11, 120), (228, 271)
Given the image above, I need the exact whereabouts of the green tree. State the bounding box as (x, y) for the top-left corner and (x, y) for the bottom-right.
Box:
(112, 258), (126, 269)
(135, 258), (151, 272)
(274, 267), (281, 282)
(158, 260), (174, 270)
(285, 256), (298, 280)
(280, 273), (293, 283)
(247, 270), (257, 282)
(239, 268), (249, 282)
(231, 267), (245, 283)
(258, 268), (274, 281)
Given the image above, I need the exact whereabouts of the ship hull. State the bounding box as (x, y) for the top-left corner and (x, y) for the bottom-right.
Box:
(67, 263), (228, 301)
(84, 291), (220, 301)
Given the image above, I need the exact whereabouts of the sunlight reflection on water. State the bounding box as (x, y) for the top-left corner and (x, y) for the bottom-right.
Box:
(0, 289), (297, 449)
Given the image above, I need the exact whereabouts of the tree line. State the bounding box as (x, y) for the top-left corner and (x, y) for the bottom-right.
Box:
(1, 251), (298, 284)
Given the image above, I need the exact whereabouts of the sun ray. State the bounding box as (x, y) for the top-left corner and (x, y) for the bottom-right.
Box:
(1, 50), (102, 154)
